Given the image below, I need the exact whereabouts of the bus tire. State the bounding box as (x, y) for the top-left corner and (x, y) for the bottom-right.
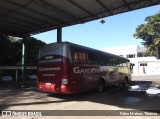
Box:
(97, 79), (105, 93)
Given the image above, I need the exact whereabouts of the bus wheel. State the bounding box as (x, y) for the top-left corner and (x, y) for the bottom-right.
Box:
(122, 77), (128, 87)
(97, 80), (105, 92)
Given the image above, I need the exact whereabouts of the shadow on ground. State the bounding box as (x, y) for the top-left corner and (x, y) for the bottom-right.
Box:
(0, 80), (160, 114)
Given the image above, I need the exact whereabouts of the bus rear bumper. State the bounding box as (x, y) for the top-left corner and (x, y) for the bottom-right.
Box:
(37, 82), (74, 94)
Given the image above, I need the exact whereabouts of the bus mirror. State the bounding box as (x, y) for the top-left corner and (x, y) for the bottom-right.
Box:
(130, 63), (133, 70)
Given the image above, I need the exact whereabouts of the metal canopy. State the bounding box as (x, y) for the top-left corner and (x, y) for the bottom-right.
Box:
(0, 0), (160, 37)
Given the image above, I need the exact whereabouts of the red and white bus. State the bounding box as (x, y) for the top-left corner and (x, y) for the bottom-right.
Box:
(37, 42), (132, 94)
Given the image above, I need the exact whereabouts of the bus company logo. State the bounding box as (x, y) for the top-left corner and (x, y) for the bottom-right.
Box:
(45, 56), (53, 60)
(39, 67), (61, 71)
(73, 67), (99, 74)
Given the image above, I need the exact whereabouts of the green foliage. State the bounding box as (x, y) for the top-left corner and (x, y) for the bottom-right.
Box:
(0, 35), (17, 65)
(134, 11), (160, 56)
(0, 36), (46, 66)
(26, 37), (46, 65)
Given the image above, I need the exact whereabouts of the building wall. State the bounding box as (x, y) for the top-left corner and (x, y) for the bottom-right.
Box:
(103, 45), (138, 58)
(103, 45), (160, 75)
(129, 57), (160, 74)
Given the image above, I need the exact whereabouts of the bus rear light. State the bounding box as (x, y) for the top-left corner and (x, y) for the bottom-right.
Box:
(39, 85), (42, 89)
(38, 83), (43, 90)
(62, 79), (68, 84)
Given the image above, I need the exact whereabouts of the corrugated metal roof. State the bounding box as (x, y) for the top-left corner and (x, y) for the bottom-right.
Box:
(0, 0), (159, 37)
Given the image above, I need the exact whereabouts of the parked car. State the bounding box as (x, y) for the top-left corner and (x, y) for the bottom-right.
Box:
(26, 74), (37, 81)
(0, 75), (12, 82)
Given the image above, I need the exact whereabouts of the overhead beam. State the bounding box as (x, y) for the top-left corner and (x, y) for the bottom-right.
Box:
(95, 0), (113, 15)
(0, 3), (51, 26)
(67, 0), (92, 15)
(0, 0), (159, 37)
(24, 0), (160, 36)
(21, 22), (64, 36)
(0, 29), (21, 37)
(4, 0), (63, 24)
(61, 0), (160, 27)
(0, 0), (33, 18)
(36, 0), (78, 20)
(0, 19), (33, 30)
(123, 0), (131, 10)
(142, 0), (153, 7)
(26, 0), (160, 36)
(149, 0), (153, 4)
(0, 0), (52, 26)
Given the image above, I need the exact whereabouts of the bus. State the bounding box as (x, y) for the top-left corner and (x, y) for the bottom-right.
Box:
(37, 42), (132, 94)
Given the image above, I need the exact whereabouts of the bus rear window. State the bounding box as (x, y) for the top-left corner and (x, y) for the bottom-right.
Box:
(38, 55), (62, 63)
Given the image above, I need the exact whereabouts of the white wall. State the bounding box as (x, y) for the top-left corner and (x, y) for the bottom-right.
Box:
(103, 45), (138, 57)
(129, 57), (160, 74)
(103, 45), (160, 75)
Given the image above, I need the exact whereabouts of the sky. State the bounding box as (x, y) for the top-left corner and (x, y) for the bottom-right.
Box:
(33, 5), (160, 51)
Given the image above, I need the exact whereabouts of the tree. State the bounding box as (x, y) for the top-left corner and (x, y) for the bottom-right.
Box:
(0, 36), (46, 66)
(0, 35), (17, 65)
(134, 11), (160, 56)
(14, 37), (46, 66)
(26, 37), (46, 65)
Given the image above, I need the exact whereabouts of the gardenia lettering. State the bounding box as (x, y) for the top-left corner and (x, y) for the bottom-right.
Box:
(73, 67), (99, 74)
(39, 67), (60, 71)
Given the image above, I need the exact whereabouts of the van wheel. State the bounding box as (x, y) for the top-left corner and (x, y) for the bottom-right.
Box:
(97, 80), (105, 92)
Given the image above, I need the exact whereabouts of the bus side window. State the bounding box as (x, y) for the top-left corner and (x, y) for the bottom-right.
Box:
(70, 47), (78, 63)
(79, 52), (87, 64)
(74, 51), (79, 63)
(88, 52), (98, 65)
(70, 46), (88, 64)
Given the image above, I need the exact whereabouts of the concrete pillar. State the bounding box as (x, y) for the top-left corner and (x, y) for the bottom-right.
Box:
(16, 69), (18, 82)
(57, 27), (62, 42)
(21, 37), (27, 87)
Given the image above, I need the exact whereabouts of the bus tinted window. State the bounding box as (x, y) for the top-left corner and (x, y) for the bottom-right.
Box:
(70, 46), (129, 66)
(71, 47), (88, 64)
(73, 50), (79, 63)
(88, 52), (98, 65)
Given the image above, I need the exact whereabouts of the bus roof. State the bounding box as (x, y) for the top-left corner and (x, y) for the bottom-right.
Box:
(43, 41), (130, 62)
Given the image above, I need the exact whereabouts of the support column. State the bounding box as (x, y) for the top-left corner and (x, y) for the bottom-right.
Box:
(15, 69), (18, 82)
(57, 27), (62, 42)
(21, 37), (27, 87)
